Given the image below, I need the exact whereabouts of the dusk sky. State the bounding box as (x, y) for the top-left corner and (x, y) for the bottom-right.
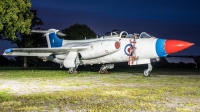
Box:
(1, 0), (200, 62)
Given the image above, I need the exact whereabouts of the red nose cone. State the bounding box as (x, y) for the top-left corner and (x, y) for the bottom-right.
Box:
(165, 40), (194, 54)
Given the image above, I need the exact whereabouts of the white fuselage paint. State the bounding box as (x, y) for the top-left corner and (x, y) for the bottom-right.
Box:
(54, 37), (159, 66)
(3, 33), (160, 66)
(79, 40), (120, 59)
(80, 38), (158, 65)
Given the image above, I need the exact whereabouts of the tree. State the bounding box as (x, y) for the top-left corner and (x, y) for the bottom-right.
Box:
(7, 9), (45, 68)
(0, 0), (33, 40)
(0, 55), (9, 66)
(62, 23), (96, 40)
(13, 32), (46, 68)
(11, 10), (45, 48)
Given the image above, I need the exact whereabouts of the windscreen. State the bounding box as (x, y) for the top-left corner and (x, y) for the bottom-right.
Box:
(139, 32), (152, 38)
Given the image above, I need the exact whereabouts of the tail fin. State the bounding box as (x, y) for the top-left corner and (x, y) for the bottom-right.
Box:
(32, 29), (65, 48)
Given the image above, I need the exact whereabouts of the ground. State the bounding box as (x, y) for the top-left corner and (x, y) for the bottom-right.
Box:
(0, 68), (200, 111)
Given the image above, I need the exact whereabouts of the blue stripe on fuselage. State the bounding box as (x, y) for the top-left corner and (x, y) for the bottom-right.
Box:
(155, 39), (167, 57)
(49, 33), (63, 47)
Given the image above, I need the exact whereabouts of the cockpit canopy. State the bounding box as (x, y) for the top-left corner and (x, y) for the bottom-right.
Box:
(139, 32), (154, 38)
(103, 31), (155, 39)
(104, 31), (129, 38)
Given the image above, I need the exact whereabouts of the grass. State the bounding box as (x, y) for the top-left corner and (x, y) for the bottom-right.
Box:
(0, 68), (200, 111)
(0, 69), (95, 79)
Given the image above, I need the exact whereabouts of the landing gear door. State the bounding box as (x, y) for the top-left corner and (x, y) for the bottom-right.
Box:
(63, 51), (80, 68)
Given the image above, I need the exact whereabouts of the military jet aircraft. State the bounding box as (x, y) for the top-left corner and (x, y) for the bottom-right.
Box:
(3, 29), (194, 76)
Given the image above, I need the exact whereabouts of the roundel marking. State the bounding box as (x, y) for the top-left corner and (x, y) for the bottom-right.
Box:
(115, 41), (120, 49)
(124, 44), (132, 56)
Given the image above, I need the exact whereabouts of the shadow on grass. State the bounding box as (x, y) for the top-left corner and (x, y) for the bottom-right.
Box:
(0, 64), (200, 76)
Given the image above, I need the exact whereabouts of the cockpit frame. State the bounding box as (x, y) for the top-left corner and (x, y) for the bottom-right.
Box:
(103, 31), (155, 39)
(139, 32), (155, 38)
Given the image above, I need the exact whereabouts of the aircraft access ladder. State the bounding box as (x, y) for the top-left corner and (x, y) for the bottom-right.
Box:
(128, 38), (137, 65)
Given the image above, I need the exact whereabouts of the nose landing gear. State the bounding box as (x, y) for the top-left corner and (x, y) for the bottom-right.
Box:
(143, 63), (152, 77)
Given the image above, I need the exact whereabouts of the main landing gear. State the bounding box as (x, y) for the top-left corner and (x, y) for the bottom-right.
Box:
(99, 64), (114, 74)
(68, 53), (80, 74)
(68, 67), (77, 74)
(143, 63), (153, 77)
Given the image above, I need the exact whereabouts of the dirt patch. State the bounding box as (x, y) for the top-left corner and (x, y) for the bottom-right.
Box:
(0, 77), (101, 95)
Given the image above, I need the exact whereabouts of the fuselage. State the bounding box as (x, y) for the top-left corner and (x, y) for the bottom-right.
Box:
(53, 34), (163, 66)
(79, 38), (156, 65)
(51, 31), (193, 67)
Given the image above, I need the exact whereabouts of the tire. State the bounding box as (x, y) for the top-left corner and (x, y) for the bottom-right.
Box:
(68, 68), (74, 74)
(99, 69), (107, 74)
(143, 69), (150, 77)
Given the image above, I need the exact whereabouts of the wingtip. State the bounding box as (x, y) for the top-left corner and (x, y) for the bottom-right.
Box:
(4, 48), (13, 54)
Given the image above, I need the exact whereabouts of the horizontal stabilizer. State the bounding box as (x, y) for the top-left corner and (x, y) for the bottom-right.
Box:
(31, 29), (66, 36)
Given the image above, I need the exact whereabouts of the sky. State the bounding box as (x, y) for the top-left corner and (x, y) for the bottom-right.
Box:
(1, 0), (200, 63)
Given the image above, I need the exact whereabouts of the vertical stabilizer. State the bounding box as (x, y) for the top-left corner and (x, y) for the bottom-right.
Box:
(32, 29), (64, 48)
(46, 32), (63, 48)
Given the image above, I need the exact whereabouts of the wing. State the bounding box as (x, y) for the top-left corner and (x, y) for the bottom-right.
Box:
(3, 45), (91, 56)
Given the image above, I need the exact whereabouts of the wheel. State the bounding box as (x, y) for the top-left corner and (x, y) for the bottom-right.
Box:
(99, 69), (105, 74)
(143, 69), (150, 77)
(68, 68), (75, 74)
(99, 69), (107, 74)
(68, 69), (74, 74)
